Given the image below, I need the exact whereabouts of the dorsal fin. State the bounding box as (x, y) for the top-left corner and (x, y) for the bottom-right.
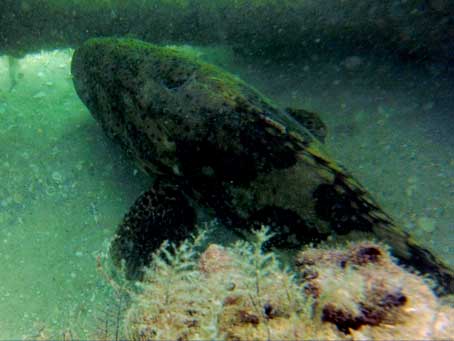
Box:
(285, 107), (327, 142)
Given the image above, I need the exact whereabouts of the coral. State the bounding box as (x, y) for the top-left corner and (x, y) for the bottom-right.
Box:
(122, 228), (454, 340)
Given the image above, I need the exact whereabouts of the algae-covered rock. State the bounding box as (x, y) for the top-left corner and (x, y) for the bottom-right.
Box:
(123, 228), (333, 340)
(296, 241), (454, 339)
(123, 230), (454, 340)
(71, 37), (454, 294)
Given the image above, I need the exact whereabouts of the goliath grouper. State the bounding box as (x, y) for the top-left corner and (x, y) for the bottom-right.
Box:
(71, 38), (454, 294)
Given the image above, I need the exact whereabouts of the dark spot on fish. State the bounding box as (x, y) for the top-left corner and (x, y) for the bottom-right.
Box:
(248, 206), (327, 248)
(312, 181), (375, 235)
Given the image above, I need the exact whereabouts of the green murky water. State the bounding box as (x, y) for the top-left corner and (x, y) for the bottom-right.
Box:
(0, 46), (453, 337)
(0, 51), (150, 337)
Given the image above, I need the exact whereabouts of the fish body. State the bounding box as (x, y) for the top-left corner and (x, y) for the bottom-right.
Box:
(72, 38), (454, 294)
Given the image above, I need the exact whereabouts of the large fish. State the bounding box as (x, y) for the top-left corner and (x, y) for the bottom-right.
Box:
(71, 38), (454, 294)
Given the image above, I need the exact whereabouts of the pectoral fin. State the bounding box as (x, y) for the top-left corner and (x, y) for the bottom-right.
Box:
(110, 178), (196, 279)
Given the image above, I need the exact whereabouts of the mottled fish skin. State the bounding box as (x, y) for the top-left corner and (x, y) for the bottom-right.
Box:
(72, 38), (454, 294)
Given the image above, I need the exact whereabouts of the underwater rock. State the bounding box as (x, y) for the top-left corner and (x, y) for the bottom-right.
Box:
(296, 241), (454, 339)
(71, 37), (454, 294)
(123, 230), (334, 340)
(123, 233), (454, 340)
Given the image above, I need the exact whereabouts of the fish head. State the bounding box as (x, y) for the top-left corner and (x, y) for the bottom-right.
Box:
(71, 38), (214, 177)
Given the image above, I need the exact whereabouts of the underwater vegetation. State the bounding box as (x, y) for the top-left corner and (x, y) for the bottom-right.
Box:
(111, 227), (454, 340)
(26, 227), (454, 339)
